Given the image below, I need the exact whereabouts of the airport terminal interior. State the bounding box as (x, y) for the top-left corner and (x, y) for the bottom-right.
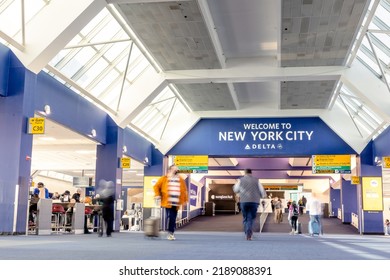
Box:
(1, 0), (390, 260)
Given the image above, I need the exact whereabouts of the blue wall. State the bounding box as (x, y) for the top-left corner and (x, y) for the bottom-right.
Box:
(123, 128), (152, 166)
(373, 126), (390, 157)
(330, 188), (340, 217)
(35, 72), (107, 144)
(0, 45), (11, 97)
(341, 179), (357, 223)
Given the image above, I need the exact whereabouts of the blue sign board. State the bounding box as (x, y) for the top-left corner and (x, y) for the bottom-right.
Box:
(169, 117), (356, 156)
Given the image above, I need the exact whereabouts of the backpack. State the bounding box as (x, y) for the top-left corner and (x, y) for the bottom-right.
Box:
(292, 205), (299, 216)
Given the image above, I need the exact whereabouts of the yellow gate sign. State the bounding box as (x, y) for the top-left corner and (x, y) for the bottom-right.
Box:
(351, 176), (360, 185)
(120, 157), (131, 169)
(28, 117), (45, 134)
(383, 157), (390, 168)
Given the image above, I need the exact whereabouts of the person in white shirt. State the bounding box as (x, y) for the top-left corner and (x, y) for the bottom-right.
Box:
(306, 193), (323, 236)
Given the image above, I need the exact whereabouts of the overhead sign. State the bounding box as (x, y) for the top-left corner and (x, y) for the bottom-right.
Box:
(28, 117), (45, 134)
(362, 177), (383, 211)
(168, 118), (357, 156)
(173, 155), (208, 174)
(263, 184), (300, 190)
(383, 157), (390, 168)
(312, 154), (351, 174)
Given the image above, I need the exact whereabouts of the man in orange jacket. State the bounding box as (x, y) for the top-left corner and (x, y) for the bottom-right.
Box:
(154, 165), (188, 240)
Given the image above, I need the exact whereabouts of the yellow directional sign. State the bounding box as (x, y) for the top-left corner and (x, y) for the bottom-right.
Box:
(28, 117), (45, 134)
(312, 155), (351, 174)
(173, 155), (208, 173)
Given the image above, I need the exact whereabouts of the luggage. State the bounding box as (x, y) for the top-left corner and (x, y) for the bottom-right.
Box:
(309, 220), (320, 235)
(297, 222), (302, 234)
(144, 216), (160, 238)
(144, 198), (161, 238)
(205, 202), (215, 216)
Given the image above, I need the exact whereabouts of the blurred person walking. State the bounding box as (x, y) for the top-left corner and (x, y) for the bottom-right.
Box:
(98, 180), (115, 237)
(233, 169), (267, 240)
(154, 165), (188, 241)
(306, 193), (322, 236)
(288, 201), (299, 235)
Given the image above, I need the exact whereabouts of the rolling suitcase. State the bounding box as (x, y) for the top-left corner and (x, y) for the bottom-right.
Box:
(309, 220), (320, 236)
(144, 216), (160, 238)
(144, 199), (160, 238)
(297, 222), (302, 234)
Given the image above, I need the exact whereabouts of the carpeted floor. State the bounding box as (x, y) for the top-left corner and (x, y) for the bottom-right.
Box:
(178, 212), (358, 235)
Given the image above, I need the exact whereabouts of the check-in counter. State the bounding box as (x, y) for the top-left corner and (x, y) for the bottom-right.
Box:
(36, 199), (53, 235)
(72, 203), (85, 234)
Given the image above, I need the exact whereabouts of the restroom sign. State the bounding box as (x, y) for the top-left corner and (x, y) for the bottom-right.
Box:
(28, 117), (45, 134)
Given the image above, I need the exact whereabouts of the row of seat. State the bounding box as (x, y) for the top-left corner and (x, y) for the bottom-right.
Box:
(51, 204), (94, 233)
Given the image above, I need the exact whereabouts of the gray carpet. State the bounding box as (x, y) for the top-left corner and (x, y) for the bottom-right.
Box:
(178, 212), (358, 235)
(0, 230), (389, 260)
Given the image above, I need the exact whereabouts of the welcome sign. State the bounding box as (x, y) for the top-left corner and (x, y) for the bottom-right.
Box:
(169, 117), (356, 156)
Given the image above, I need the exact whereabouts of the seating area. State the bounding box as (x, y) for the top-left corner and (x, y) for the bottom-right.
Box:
(51, 204), (66, 232)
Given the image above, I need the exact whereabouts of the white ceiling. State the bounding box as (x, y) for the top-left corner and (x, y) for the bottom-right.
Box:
(3, 0), (380, 187)
(115, 0), (366, 112)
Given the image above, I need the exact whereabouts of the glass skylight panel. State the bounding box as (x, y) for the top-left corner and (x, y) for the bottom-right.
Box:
(338, 84), (384, 138)
(90, 71), (120, 98)
(376, 3), (390, 27)
(79, 8), (108, 38)
(126, 59), (150, 82)
(104, 41), (129, 61)
(357, 48), (381, 75)
(130, 86), (188, 141)
(355, 1), (390, 80)
(0, 0), (47, 44)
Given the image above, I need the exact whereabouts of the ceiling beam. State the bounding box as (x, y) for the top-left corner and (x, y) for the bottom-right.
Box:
(163, 64), (346, 84)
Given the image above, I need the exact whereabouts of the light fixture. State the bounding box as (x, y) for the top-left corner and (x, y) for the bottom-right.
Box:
(91, 129), (97, 138)
(122, 145), (127, 154)
(44, 105), (51, 115)
(144, 157), (149, 164)
(374, 156), (382, 166)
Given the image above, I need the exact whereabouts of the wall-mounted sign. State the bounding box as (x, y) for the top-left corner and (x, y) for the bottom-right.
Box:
(28, 117), (45, 134)
(173, 155), (208, 174)
(143, 176), (160, 208)
(383, 157), (390, 168)
(351, 176), (360, 185)
(120, 157), (131, 169)
(362, 177), (383, 211)
(73, 176), (91, 187)
(312, 154), (351, 174)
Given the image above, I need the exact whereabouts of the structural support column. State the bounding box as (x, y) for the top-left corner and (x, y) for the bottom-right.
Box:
(340, 179), (358, 224)
(95, 117), (123, 233)
(0, 51), (36, 234)
(360, 164), (384, 234)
